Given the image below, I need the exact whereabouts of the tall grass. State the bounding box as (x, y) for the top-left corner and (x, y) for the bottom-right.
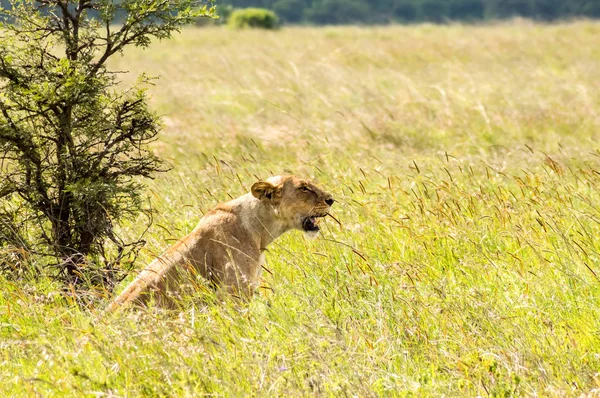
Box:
(2, 21), (600, 396)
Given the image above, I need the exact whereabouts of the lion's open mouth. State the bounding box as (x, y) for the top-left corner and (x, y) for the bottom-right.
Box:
(302, 214), (326, 232)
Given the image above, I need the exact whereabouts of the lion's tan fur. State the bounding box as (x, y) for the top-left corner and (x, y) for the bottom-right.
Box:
(107, 175), (333, 311)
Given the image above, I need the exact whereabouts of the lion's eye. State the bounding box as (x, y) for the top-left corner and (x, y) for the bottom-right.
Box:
(300, 187), (311, 193)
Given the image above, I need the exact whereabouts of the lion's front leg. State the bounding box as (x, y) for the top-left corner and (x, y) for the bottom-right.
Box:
(220, 256), (261, 299)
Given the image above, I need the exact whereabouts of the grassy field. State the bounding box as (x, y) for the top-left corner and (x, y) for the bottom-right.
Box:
(2, 21), (600, 396)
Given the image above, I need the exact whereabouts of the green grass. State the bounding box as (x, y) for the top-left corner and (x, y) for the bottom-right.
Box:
(3, 21), (600, 396)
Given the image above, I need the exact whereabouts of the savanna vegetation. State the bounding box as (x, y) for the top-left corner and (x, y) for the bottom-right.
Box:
(2, 19), (600, 396)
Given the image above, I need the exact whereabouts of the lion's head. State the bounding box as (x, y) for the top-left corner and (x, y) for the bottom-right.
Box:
(251, 175), (334, 236)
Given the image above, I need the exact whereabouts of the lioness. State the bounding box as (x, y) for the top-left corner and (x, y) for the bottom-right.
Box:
(107, 175), (334, 311)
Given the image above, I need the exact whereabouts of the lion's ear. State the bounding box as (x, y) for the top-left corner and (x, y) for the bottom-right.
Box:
(251, 181), (279, 201)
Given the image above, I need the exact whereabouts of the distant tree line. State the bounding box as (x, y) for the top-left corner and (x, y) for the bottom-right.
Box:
(221, 0), (600, 24)
(2, 1), (599, 24)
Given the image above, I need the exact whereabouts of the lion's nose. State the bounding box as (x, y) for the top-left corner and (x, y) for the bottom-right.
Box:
(325, 198), (335, 206)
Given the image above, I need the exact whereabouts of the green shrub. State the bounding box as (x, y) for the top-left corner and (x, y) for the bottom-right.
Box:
(228, 8), (279, 29)
(0, 0), (216, 288)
